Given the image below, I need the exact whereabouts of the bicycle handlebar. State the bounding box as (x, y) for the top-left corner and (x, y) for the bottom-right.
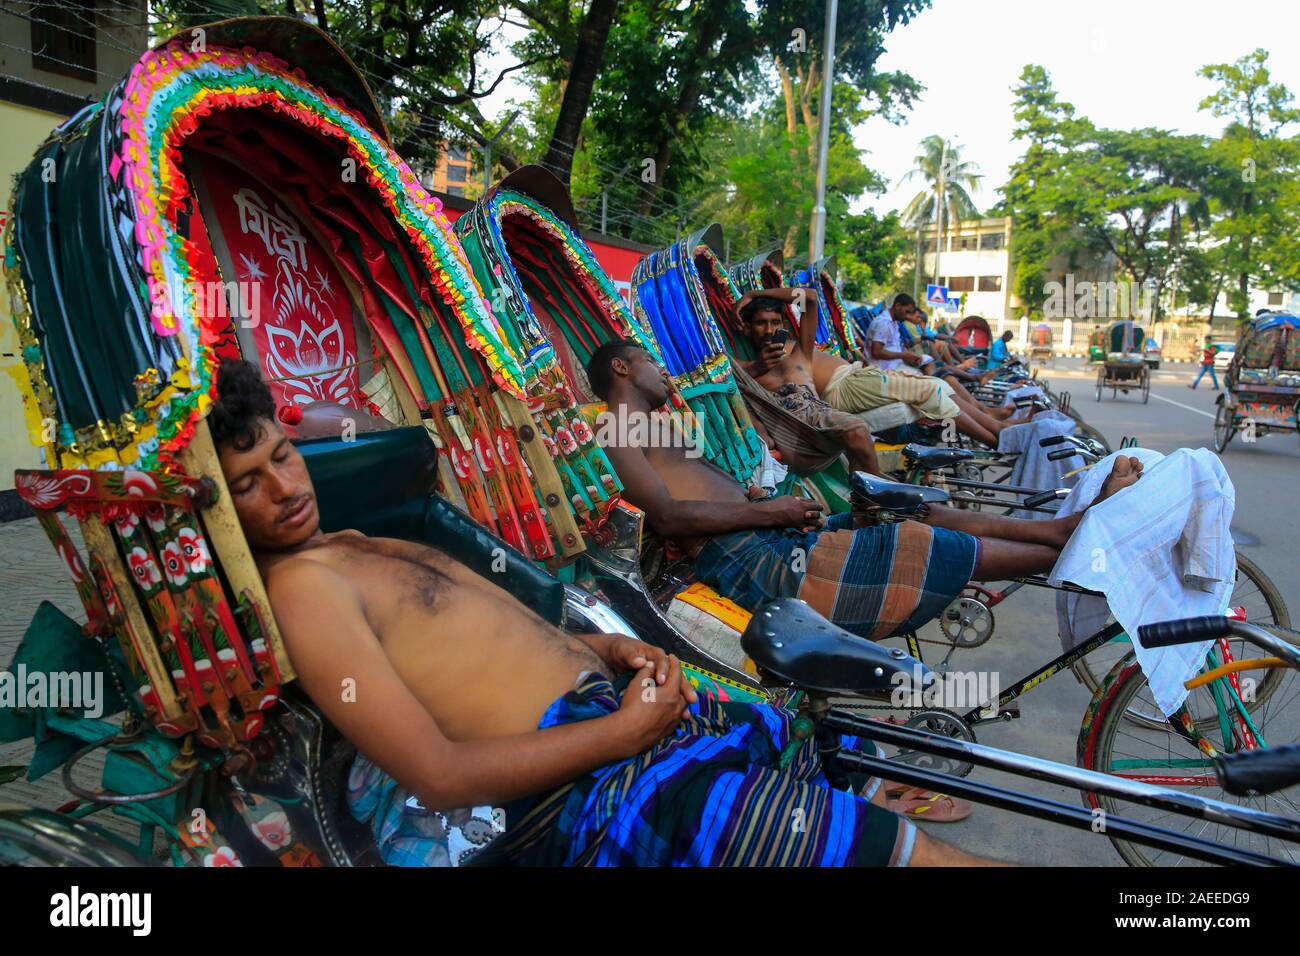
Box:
(1138, 617), (1300, 671)
(1216, 744), (1300, 797)
(1138, 616), (1231, 647)
(1023, 489), (1064, 508)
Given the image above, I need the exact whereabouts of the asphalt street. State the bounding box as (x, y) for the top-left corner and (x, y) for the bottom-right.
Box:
(920, 356), (1299, 865)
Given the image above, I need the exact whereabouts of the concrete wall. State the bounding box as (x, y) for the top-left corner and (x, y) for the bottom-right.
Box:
(0, 100), (68, 494)
(0, 3), (147, 100)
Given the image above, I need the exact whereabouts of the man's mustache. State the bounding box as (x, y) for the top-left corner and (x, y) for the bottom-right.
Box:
(277, 494), (313, 524)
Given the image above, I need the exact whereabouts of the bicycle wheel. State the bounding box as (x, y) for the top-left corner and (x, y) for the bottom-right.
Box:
(1081, 655), (1300, 867)
(1073, 551), (1290, 730)
(1213, 401), (1235, 453)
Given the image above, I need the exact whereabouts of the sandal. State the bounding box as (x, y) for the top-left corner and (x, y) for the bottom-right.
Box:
(885, 786), (973, 823)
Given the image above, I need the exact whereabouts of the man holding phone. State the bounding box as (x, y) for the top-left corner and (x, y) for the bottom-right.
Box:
(737, 287), (883, 475)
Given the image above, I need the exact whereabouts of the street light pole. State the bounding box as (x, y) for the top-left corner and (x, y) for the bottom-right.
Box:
(810, 0), (838, 264)
(932, 138), (946, 290)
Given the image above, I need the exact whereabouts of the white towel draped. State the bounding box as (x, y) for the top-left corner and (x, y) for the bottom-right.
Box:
(1047, 447), (1236, 716)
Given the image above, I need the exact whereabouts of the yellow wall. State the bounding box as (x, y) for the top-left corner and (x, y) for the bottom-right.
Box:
(1, 100), (65, 490)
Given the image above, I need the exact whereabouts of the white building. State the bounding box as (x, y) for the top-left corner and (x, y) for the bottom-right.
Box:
(917, 217), (1016, 323)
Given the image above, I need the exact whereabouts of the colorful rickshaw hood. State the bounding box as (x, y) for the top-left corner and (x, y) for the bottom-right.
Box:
(4, 16), (519, 473)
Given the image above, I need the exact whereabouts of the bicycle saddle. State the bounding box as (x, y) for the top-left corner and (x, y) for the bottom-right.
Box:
(901, 443), (974, 471)
(740, 599), (932, 699)
(849, 472), (951, 515)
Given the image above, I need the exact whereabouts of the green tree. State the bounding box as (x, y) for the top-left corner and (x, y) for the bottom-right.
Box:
(898, 135), (981, 295)
(1198, 49), (1300, 318)
(838, 209), (910, 301)
(999, 64), (1088, 316)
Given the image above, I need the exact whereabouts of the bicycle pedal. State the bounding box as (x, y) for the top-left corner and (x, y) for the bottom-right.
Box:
(972, 699), (1020, 723)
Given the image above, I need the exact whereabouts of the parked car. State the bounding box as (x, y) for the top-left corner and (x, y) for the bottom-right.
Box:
(1143, 339), (1162, 369)
(1213, 341), (1236, 371)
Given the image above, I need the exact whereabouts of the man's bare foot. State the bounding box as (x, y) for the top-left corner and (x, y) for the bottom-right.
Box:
(1093, 455), (1144, 505)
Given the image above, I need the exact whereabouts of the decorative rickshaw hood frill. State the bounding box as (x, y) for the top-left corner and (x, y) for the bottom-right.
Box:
(5, 18), (517, 473)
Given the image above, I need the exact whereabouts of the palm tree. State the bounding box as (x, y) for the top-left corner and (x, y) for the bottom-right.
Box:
(899, 136), (983, 298)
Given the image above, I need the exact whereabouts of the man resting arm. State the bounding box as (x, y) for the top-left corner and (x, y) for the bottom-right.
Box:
(267, 550), (692, 812)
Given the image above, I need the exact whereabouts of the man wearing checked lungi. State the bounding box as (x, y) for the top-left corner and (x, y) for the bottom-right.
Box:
(587, 340), (1143, 646)
(213, 359), (1010, 867)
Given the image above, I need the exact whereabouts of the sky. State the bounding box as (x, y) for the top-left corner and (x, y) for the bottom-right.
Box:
(856, 0), (1300, 216)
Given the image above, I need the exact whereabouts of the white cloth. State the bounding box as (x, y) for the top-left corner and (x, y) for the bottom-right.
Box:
(867, 315), (904, 370)
(754, 439), (789, 495)
(995, 410), (1081, 518)
(1001, 383), (1046, 409)
(1047, 447), (1236, 716)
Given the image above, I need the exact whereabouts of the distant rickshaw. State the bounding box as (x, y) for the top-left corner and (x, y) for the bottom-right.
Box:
(1029, 323), (1054, 367)
(952, 315), (993, 354)
(1213, 311), (1300, 453)
(1087, 328), (1106, 364)
(1095, 320), (1150, 403)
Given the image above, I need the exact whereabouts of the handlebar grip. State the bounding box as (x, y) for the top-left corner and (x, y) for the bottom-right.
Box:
(1039, 434), (1069, 447)
(1047, 448), (1078, 461)
(1215, 743), (1300, 797)
(1023, 489), (1062, 508)
(1137, 616), (1232, 648)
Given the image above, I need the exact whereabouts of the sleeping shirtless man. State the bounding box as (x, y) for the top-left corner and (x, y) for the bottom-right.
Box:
(586, 340), (1143, 645)
(212, 358), (993, 867)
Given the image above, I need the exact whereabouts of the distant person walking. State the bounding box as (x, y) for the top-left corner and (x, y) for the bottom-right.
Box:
(1189, 336), (1219, 390)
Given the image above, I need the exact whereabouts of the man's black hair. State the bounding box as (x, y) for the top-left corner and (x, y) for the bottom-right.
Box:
(739, 295), (785, 323)
(585, 339), (640, 401)
(210, 358), (278, 452)
(892, 292), (916, 309)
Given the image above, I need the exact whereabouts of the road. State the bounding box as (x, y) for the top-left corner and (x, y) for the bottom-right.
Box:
(928, 356), (1299, 865)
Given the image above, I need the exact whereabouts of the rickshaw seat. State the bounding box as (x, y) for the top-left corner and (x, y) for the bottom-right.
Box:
(740, 598), (931, 698)
(296, 426), (566, 625)
(901, 443), (974, 471)
(849, 471), (951, 513)
(258, 687), (384, 866)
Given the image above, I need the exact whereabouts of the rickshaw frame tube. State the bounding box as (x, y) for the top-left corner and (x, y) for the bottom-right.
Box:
(824, 710), (1300, 846)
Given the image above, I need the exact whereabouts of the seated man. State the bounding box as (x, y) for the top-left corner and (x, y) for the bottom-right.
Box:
(210, 358), (989, 867)
(587, 340), (1142, 643)
(989, 329), (1016, 367)
(738, 287), (882, 475)
(747, 291), (1024, 448)
(913, 311), (966, 368)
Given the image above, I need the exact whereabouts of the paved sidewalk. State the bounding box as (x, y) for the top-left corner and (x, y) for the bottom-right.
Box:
(0, 517), (145, 846)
